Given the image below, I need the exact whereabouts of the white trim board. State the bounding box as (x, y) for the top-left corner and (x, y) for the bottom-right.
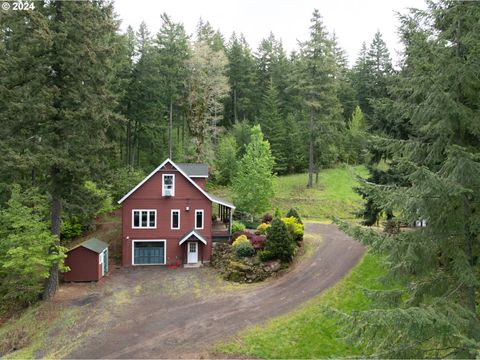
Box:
(179, 230), (207, 245)
(131, 209), (157, 229)
(131, 239), (166, 266)
(171, 209), (180, 230)
(117, 158), (235, 209)
(195, 209), (204, 230)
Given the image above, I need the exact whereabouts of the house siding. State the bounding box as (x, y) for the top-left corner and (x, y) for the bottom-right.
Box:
(64, 247), (102, 282)
(121, 163), (212, 267)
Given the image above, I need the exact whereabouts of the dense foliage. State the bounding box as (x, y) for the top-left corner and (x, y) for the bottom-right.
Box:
(264, 218), (295, 263)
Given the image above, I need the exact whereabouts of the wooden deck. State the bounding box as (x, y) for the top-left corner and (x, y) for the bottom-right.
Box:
(212, 221), (230, 239)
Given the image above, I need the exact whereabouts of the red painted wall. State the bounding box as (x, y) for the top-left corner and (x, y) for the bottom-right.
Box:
(121, 163), (212, 266)
(192, 178), (206, 189)
(64, 247), (102, 282)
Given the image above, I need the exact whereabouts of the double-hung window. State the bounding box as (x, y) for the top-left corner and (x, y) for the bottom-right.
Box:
(195, 209), (204, 230)
(162, 174), (175, 196)
(171, 209), (180, 230)
(132, 210), (156, 229)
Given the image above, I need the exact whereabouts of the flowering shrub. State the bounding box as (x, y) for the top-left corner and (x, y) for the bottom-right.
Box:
(261, 213), (273, 224)
(234, 242), (255, 258)
(232, 230), (253, 243)
(281, 216), (304, 242)
(231, 221), (246, 233)
(286, 208), (303, 224)
(250, 235), (266, 250)
(232, 235), (249, 247)
(256, 223), (271, 235)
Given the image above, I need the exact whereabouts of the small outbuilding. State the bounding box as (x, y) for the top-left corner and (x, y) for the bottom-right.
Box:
(64, 238), (109, 282)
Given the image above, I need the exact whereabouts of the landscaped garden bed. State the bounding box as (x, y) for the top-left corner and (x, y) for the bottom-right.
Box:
(211, 209), (304, 283)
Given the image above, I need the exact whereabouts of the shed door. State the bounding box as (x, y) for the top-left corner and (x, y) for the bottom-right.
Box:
(133, 241), (165, 265)
(102, 249), (108, 276)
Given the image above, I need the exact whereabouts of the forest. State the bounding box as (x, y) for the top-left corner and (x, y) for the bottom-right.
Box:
(0, 0), (479, 357)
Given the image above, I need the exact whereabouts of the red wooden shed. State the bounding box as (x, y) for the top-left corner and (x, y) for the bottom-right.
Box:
(64, 238), (109, 282)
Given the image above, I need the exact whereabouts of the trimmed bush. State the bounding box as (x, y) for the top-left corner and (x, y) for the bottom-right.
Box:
(234, 242), (255, 258)
(250, 235), (266, 250)
(231, 221), (246, 233)
(232, 235), (249, 247)
(286, 208), (303, 224)
(256, 223), (271, 235)
(232, 230), (253, 243)
(258, 249), (274, 262)
(261, 213), (273, 224)
(281, 216), (304, 242)
(264, 218), (295, 262)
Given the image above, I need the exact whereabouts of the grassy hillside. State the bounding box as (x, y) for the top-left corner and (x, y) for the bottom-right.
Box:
(215, 253), (395, 358)
(210, 165), (367, 221)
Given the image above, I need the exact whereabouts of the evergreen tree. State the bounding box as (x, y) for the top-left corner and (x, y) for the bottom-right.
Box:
(233, 125), (274, 214)
(155, 13), (190, 159)
(213, 134), (238, 185)
(225, 33), (258, 125)
(297, 10), (343, 186)
(264, 218), (294, 262)
(345, 1), (480, 356)
(0, 1), (121, 298)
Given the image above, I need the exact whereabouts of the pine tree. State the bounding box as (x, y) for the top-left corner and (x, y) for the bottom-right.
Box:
(264, 218), (294, 262)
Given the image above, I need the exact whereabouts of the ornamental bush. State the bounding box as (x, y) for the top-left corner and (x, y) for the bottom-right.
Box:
(231, 221), (246, 233)
(234, 242), (255, 258)
(286, 208), (303, 224)
(281, 216), (304, 243)
(232, 230), (253, 243)
(232, 235), (249, 247)
(256, 223), (271, 235)
(264, 218), (295, 262)
(250, 235), (266, 250)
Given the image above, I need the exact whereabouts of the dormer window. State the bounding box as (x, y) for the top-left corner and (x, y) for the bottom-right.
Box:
(162, 174), (175, 196)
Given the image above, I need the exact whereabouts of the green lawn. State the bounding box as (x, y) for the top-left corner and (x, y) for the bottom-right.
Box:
(209, 165), (368, 221)
(216, 252), (396, 358)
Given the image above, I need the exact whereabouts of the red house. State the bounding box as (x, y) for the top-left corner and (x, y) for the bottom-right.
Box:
(118, 158), (235, 267)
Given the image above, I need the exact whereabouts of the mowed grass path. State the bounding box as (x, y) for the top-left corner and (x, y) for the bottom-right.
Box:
(216, 253), (393, 358)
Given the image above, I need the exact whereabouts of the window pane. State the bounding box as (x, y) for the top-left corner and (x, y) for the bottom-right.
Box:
(196, 211), (203, 228)
(164, 175), (173, 189)
(141, 211), (148, 227)
(189, 242), (196, 252)
(149, 211), (155, 227)
(172, 211), (179, 228)
(133, 211), (140, 227)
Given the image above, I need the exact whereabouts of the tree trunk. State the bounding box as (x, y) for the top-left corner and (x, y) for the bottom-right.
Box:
(43, 166), (62, 300)
(233, 85), (238, 124)
(168, 100), (173, 159)
(315, 162), (319, 184)
(307, 111), (314, 188)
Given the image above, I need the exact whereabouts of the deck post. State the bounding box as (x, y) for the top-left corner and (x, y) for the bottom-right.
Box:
(229, 208), (233, 237)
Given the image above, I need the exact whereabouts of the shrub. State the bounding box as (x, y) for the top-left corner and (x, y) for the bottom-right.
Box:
(286, 208), (303, 224)
(264, 218), (295, 262)
(232, 235), (249, 247)
(232, 230), (253, 243)
(251, 235), (266, 250)
(61, 220), (82, 240)
(262, 213), (273, 224)
(256, 223), (271, 235)
(234, 242), (255, 258)
(281, 216), (304, 242)
(258, 249), (274, 262)
(231, 221), (246, 233)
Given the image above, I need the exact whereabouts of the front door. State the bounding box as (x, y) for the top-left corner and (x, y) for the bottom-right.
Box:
(187, 242), (198, 264)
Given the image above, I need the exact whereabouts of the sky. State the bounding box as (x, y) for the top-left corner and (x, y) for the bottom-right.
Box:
(114, 0), (427, 65)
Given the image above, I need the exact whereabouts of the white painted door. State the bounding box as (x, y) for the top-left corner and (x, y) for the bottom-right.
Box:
(187, 242), (198, 264)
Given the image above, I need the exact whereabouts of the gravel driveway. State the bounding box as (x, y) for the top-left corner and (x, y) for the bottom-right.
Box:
(66, 223), (364, 359)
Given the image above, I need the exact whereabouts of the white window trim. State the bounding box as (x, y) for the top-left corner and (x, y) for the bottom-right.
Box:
(132, 209), (157, 229)
(171, 209), (181, 230)
(195, 209), (204, 230)
(131, 239), (167, 266)
(162, 174), (175, 196)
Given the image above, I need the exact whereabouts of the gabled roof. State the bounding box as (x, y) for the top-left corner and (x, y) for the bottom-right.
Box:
(68, 238), (108, 254)
(117, 158), (235, 209)
(179, 230), (207, 245)
(176, 163), (208, 178)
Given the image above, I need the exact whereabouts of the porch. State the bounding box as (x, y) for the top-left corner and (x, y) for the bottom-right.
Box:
(211, 200), (235, 242)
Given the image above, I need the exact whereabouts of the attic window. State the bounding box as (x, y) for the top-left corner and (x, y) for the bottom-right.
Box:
(162, 174), (175, 196)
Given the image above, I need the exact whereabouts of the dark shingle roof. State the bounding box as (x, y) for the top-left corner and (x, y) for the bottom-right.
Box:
(68, 238), (108, 254)
(177, 163), (209, 177)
